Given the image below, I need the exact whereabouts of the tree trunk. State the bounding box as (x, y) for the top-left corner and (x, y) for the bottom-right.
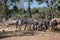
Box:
(54, 8), (56, 18)
(4, 0), (8, 20)
(28, 0), (32, 18)
(51, 7), (54, 19)
(52, 8), (56, 18)
(20, 0), (24, 14)
(53, 10), (55, 18)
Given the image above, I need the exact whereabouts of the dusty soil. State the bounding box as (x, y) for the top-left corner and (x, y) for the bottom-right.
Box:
(0, 31), (60, 40)
(0, 25), (60, 40)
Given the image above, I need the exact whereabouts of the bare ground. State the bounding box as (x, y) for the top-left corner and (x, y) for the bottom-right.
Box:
(0, 25), (60, 40)
(0, 31), (60, 40)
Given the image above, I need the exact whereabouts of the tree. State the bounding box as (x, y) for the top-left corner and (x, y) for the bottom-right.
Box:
(57, 0), (60, 17)
(0, 1), (4, 14)
(13, 6), (19, 13)
(0, 0), (20, 20)
(36, 0), (46, 4)
(27, 0), (33, 18)
(10, 0), (25, 16)
(10, 0), (19, 3)
(0, 0), (11, 20)
(20, 0), (24, 14)
(10, 0), (19, 12)
(3, 0), (9, 20)
(31, 8), (39, 14)
(36, 0), (59, 19)
(45, 0), (59, 19)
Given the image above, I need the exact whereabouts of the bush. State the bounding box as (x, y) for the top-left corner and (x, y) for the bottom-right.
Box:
(32, 13), (39, 18)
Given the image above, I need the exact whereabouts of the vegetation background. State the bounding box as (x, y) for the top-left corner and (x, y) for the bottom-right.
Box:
(0, 0), (60, 20)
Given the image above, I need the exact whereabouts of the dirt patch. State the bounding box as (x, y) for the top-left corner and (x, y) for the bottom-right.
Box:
(0, 24), (60, 40)
(0, 31), (60, 40)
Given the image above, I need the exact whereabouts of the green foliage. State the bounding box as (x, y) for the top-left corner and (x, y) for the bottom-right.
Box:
(57, 5), (60, 11)
(31, 8), (39, 14)
(32, 13), (39, 18)
(12, 13), (20, 19)
(10, 0), (19, 3)
(0, 0), (60, 19)
(36, 0), (48, 4)
(58, 0), (60, 3)
(13, 6), (19, 12)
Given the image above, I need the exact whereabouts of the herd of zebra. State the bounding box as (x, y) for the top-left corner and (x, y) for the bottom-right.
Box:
(15, 17), (60, 31)
(0, 17), (60, 31)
